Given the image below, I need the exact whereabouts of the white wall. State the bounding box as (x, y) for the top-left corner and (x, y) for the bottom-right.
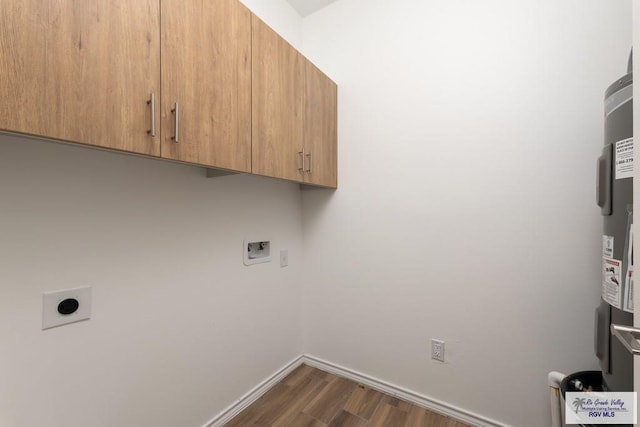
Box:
(1, 1), (632, 425)
(240, 0), (302, 46)
(300, 1), (631, 425)
(0, 2), (303, 427)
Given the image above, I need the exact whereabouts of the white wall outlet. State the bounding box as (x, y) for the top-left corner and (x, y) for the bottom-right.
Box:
(243, 239), (271, 266)
(42, 286), (92, 330)
(431, 339), (445, 362)
(280, 249), (288, 267)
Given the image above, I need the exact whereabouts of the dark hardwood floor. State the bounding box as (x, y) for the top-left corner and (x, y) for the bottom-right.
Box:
(225, 364), (471, 427)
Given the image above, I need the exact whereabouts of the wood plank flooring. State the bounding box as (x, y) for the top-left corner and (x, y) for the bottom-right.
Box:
(225, 365), (470, 427)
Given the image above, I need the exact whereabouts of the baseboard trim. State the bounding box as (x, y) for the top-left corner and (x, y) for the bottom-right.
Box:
(202, 355), (305, 427)
(203, 353), (510, 427)
(301, 355), (509, 427)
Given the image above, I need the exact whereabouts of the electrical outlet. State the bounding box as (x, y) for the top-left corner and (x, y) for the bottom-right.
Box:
(431, 339), (445, 362)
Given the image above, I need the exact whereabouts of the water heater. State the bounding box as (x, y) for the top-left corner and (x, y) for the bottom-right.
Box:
(595, 52), (633, 392)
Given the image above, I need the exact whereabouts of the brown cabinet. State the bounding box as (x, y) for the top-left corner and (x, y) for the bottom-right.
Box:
(251, 16), (305, 182)
(0, 1), (335, 185)
(0, 0), (161, 156)
(161, 0), (251, 172)
(252, 15), (337, 188)
(0, 0), (251, 172)
(304, 60), (337, 188)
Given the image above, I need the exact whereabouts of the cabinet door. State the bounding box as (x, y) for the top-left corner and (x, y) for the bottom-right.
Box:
(161, 0), (251, 172)
(0, 0), (160, 156)
(251, 15), (304, 182)
(304, 61), (337, 188)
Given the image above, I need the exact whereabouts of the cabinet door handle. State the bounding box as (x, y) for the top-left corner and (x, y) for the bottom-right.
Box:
(171, 102), (179, 143)
(147, 93), (156, 137)
(306, 151), (313, 174)
(298, 149), (305, 172)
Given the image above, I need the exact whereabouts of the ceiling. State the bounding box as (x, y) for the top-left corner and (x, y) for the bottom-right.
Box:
(286, 0), (337, 16)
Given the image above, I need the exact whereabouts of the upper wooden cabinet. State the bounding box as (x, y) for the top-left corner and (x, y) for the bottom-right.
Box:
(304, 60), (337, 188)
(161, 0), (251, 172)
(251, 15), (337, 188)
(0, 0), (251, 172)
(0, 0), (161, 155)
(0, 1), (335, 186)
(251, 16), (305, 182)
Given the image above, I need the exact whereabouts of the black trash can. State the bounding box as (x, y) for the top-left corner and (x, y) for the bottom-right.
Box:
(560, 371), (630, 427)
(560, 371), (602, 427)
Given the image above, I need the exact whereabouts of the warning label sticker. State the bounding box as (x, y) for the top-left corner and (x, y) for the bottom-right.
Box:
(603, 257), (622, 309)
(615, 137), (633, 180)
